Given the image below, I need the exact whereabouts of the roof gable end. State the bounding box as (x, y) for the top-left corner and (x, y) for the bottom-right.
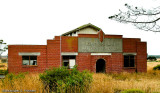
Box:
(61, 23), (101, 36)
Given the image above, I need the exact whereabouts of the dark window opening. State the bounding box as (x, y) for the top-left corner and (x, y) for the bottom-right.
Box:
(22, 56), (37, 66)
(124, 55), (135, 67)
(96, 59), (106, 73)
(62, 56), (76, 69)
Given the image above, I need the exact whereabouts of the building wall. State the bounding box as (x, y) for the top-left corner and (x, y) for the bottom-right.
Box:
(137, 42), (147, 72)
(8, 45), (47, 73)
(47, 36), (61, 68)
(8, 32), (147, 73)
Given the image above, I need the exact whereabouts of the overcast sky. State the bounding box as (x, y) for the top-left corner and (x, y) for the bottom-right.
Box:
(0, 0), (160, 55)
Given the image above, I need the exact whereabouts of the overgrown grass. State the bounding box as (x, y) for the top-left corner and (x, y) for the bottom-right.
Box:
(1, 62), (160, 93)
(0, 73), (44, 93)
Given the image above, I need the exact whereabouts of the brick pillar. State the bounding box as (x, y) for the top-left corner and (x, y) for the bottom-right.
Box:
(136, 42), (147, 72)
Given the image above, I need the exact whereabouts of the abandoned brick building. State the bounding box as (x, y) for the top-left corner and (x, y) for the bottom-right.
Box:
(8, 23), (147, 73)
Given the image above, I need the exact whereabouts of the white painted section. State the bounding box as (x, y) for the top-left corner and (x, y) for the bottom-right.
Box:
(78, 27), (98, 34)
(61, 52), (78, 55)
(123, 53), (137, 55)
(19, 52), (40, 56)
(91, 53), (111, 55)
(69, 59), (75, 68)
(72, 32), (78, 36)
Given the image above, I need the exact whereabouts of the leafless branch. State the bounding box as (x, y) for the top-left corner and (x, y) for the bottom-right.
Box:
(109, 3), (160, 32)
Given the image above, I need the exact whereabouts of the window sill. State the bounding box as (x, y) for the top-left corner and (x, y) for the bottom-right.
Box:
(22, 65), (38, 68)
(123, 67), (136, 69)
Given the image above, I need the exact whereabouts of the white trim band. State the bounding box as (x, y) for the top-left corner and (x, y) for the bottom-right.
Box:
(123, 53), (137, 55)
(19, 52), (40, 56)
(91, 53), (111, 55)
(61, 52), (78, 56)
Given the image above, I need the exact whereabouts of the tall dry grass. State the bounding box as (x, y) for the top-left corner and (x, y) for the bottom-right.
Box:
(89, 72), (160, 93)
(0, 73), (46, 93)
(0, 63), (7, 70)
(0, 62), (160, 93)
(88, 62), (160, 93)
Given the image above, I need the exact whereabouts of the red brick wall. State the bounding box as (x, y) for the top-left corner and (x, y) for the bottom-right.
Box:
(61, 36), (78, 52)
(76, 53), (91, 71)
(111, 53), (123, 72)
(8, 45), (47, 73)
(123, 38), (141, 52)
(47, 38), (61, 68)
(136, 42), (147, 72)
(104, 35), (122, 38)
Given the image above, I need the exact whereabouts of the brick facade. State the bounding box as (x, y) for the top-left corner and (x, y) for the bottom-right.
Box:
(8, 30), (147, 73)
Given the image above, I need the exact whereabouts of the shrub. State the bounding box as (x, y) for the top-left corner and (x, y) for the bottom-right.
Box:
(0, 69), (8, 75)
(153, 65), (160, 70)
(1, 59), (7, 63)
(147, 56), (157, 61)
(39, 66), (92, 93)
(121, 89), (145, 93)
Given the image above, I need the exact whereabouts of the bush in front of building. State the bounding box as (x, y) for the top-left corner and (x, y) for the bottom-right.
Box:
(39, 66), (92, 93)
(120, 89), (145, 93)
(153, 65), (160, 70)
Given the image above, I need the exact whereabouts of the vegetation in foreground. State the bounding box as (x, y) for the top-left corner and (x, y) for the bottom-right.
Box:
(39, 66), (92, 92)
(0, 62), (160, 93)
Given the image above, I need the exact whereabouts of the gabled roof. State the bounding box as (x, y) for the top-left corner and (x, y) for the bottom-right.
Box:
(61, 23), (101, 36)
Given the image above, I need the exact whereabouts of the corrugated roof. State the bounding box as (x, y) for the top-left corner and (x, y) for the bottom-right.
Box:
(61, 23), (101, 36)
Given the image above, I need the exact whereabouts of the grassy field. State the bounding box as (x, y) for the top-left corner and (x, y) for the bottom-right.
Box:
(0, 63), (7, 70)
(0, 62), (160, 93)
(147, 62), (160, 70)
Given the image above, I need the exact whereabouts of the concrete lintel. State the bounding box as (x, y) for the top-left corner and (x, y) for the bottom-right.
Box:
(91, 53), (111, 55)
(19, 52), (40, 56)
(123, 53), (137, 55)
(61, 52), (78, 56)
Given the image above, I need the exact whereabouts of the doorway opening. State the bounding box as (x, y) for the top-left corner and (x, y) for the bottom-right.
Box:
(96, 59), (106, 73)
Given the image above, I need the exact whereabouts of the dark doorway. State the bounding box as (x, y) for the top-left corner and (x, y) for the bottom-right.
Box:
(96, 59), (106, 73)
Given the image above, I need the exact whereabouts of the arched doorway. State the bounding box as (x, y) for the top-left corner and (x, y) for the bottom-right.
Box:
(96, 59), (106, 73)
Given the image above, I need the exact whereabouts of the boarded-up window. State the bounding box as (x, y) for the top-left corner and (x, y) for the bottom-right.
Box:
(124, 55), (135, 67)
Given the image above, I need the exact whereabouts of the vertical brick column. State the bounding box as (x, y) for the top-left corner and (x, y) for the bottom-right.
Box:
(111, 53), (123, 72)
(136, 42), (147, 72)
(76, 53), (91, 72)
(47, 37), (61, 68)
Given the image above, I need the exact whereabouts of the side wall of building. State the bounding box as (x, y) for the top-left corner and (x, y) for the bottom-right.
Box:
(8, 45), (47, 73)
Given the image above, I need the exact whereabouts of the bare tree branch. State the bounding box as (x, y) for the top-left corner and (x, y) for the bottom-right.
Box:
(109, 3), (160, 32)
